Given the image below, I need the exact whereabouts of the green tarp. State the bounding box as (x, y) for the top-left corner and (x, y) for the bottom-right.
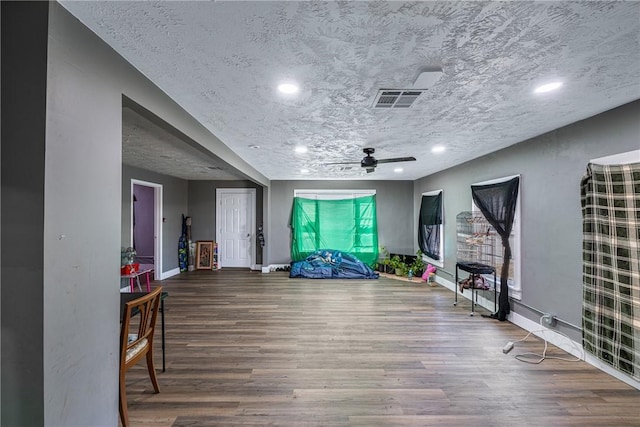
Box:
(290, 195), (379, 266)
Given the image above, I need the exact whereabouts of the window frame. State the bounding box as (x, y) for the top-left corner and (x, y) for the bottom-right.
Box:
(292, 189), (377, 259)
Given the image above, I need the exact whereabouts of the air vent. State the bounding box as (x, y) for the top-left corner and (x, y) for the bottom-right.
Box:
(372, 90), (424, 108)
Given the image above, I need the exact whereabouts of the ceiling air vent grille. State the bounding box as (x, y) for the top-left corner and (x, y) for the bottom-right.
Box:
(373, 90), (424, 108)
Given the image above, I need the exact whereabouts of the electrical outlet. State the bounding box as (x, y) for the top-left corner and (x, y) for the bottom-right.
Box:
(541, 313), (557, 328)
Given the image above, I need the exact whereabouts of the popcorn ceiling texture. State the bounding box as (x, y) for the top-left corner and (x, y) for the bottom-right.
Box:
(122, 108), (246, 181)
(62, 1), (640, 181)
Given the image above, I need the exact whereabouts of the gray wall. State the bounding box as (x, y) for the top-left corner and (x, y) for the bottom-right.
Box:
(43, 5), (124, 425)
(188, 180), (264, 264)
(414, 100), (640, 340)
(1, 2), (48, 425)
(122, 165), (189, 273)
(0, 3), (267, 425)
(267, 180), (414, 265)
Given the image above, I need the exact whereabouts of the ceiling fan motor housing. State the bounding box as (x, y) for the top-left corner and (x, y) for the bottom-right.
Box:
(361, 156), (377, 168)
(361, 147), (377, 168)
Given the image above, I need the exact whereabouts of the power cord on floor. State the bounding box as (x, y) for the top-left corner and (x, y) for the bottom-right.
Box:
(506, 316), (584, 364)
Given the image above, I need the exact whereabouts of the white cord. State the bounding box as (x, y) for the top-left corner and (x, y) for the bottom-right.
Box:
(511, 316), (584, 364)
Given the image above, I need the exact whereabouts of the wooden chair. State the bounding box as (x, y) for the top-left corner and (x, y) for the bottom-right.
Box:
(119, 286), (162, 427)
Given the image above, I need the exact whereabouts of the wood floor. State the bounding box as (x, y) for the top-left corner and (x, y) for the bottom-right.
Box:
(123, 270), (640, 426)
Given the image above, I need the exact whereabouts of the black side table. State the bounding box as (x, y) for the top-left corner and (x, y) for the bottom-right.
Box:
(454, 262), (496, 316)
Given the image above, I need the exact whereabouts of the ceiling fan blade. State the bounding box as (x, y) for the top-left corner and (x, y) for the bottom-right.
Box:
(366, 167), (376, 173)
(376, 156), (416, 164)
(324, 161), (361, 165)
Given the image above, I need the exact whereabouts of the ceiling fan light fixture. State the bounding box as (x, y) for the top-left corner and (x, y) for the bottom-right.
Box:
(534, 81), (563, 94)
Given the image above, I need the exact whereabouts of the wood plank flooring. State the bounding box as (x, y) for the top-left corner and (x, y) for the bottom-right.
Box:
(123, 270), (640, 426)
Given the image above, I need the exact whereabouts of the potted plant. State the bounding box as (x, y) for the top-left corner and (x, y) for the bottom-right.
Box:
(382, 258), (393, 274)
(389, 255), (405, 276)
(377, 246), (390, 273)
(410, 250), (425, 277)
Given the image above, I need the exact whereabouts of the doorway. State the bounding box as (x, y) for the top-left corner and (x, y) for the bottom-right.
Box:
(216, 188), (256, 268)
(131, 180), (163, 278)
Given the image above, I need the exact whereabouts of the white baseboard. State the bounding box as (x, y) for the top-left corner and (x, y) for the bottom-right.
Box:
(158, 267), (180, 280)
(261, 263), (290, 273)
(508, 311), (640, 390)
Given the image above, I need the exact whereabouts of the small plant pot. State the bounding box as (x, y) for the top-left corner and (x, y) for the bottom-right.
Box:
(428, 273), (437, 287)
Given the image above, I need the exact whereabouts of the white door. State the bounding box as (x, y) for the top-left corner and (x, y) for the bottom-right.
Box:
(216, 188), (255, 268)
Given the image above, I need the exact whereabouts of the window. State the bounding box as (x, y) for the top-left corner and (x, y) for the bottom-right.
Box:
(472, 175), (521, 300)
(291, 190), (378, 265)
(418, 190), (444, 267)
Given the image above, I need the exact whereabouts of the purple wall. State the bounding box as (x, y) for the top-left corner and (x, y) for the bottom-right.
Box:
(133, 184), (154, 260)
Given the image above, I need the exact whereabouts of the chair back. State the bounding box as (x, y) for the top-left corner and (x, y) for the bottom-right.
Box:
(120, 286), (162, 368)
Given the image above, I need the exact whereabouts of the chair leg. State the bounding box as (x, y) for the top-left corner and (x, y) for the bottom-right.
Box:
(119, 373), (129, 427)
(146, 350), (161, 393)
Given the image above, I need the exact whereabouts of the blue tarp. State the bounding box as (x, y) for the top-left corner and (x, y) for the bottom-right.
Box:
(289, 249), (379, 279)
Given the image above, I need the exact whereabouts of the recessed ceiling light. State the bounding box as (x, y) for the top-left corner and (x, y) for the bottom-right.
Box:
(300, 168), (309, 174)
(394, 167), (403, 173)
(278, 83), (299, 94)
(432, 145), (446, 154)
(294, 146), (308, 154)
(534, 81), (563, 94)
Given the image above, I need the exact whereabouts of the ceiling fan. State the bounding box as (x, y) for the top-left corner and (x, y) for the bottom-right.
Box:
(326, 147), (417, 173)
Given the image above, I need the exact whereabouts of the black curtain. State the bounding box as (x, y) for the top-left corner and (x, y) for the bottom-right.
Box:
(418, 192), (443, 260)
(471, 177), (519, 321)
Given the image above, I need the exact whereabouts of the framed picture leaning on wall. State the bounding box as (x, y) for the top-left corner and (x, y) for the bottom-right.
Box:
(196, 241), (214, 270)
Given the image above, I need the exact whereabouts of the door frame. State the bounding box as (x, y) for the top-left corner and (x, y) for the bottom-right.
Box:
(131, 179), (163, 279)
(215, 188), (256, 269)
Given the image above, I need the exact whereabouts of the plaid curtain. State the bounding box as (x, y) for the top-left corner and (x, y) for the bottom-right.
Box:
(581, 162), (640, 381)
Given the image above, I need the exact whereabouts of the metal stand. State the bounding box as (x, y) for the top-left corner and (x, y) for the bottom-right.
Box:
(454, 261), (496, 316)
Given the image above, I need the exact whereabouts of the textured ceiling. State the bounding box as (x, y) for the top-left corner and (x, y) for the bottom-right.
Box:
(62, 1), (640, 181)
(123, 107), (246, 180)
